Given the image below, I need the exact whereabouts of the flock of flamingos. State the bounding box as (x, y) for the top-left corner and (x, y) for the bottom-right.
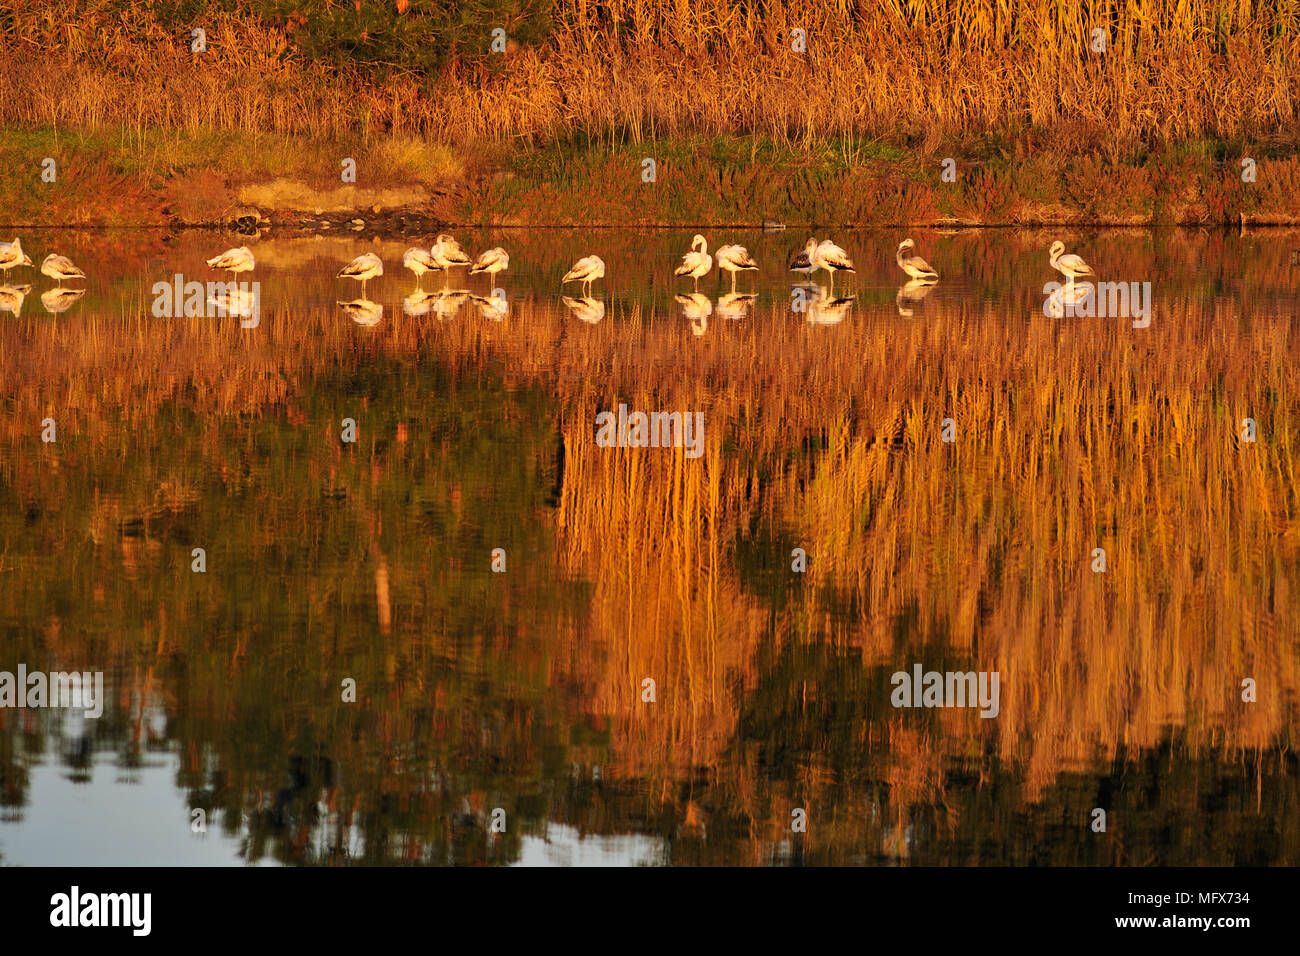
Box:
(0, 232), (1100, 325)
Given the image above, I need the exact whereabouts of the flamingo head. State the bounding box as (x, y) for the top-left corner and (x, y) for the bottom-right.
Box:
(898, 238), (915, 251)
(691, 234), (706, 252)
(1049, 240), (1065, 262)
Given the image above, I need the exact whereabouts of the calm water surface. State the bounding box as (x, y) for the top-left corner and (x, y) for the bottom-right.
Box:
(1, 227), (1297, 865)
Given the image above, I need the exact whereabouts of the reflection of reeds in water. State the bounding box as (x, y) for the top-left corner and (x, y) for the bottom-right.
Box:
(1, 234), (1297, 854)
(556, 395), (760, 776)
(545, 295), (1299, 806)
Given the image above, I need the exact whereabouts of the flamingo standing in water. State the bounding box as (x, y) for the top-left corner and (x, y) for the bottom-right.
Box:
(470, 247), (509, 285)
(562, 255), (605, 297)
(896, 239), (939, 281)
(431, 234), (472, 287)
(40, 254), (87, 288)
(789, 238), (818, 280)
(813, 239), (854, 292)
(337, 252), (383, 296)
(206, 246), (255, 279)
(715, 244), (759, 292)
(1049, 240), (1095, 289)
(402, 247), (438, 289)
(674, 235), (713, 292)
(0, 237), (33, 275)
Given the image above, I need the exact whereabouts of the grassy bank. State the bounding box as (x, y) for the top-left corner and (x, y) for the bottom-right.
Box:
(2, 1), (1298, 226)
(4, 126), (1299, 227)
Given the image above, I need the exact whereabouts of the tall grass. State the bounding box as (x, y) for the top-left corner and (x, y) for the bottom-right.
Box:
(1, 1), (1297, 153)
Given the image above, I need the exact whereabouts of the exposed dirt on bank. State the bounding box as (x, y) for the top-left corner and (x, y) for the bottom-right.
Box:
(4, 133), (1299, 233)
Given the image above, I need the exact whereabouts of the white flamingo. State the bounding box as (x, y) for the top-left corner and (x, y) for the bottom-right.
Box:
(715, 244), (759, 292)
(432, 234), (471, 287)
(674, 234), (713, 292)
(470, 247), (509, 285)
(896, 239), (938, 280)
(562, 255), (605, 297)
(205, 246), (255, 278)
(337, 252), (383, 296)
(1049, 240), (1095, 288)
(813, 239), (854, 292)
(40, 254), (87, 288)
(402, 247), (438, 288)
(0, 238), (33, 274)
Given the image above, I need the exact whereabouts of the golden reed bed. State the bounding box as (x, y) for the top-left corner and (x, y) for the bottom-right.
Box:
(2, 1), (1297, 151)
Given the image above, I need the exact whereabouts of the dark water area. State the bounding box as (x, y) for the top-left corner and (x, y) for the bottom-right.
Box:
(0, 227), (1297, 865)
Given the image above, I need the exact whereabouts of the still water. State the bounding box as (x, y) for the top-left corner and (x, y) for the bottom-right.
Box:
(0, 227), (1297, 865)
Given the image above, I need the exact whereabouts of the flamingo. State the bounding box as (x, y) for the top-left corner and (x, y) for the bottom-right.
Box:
(402, 247), (438, 288)
(40, 254), (87, 288)
(896, 239), (938, 280)
(674, 234), (713, 292)
(1049, 240), (1095, 290)
(432, 234), (472, 287)
(813, 239), (854, 292)
(205, 246), (255, 278)
(789, 238), (818, 278)
(0, 238), (33, 274)
(470, 247), (509, 285)
(715, 244), (759, 292)
(337, 252), (383, 296)
(562, 255), (605, 297)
